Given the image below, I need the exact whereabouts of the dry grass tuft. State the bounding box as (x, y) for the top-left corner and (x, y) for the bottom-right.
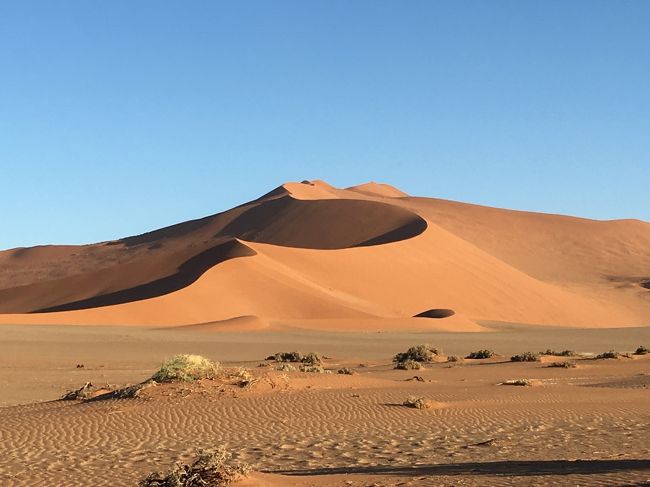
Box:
(151, 354), (221, 383)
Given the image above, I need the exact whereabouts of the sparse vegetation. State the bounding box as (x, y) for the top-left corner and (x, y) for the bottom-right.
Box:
(403, 395), (431, 409)
(499, 379), (533, 386)
(61, 382), (95, 400)
(269, 351), (323, 365)
(595, 350), (620, 359)
(337, 368), (354, 375)
(139, 447), (250, 487)
(275, 363), (296, 372)
(151, 354), (221, 383)
(228, 368), (256, 388)
(447, 355), (463, 363)
(299, 364), (329, 373)
(634, 345), (649, 355)
(465, 349), (495, 359)
(510, 352), (540, 362)
(547, 361), (577, 369)
(394, 359), (424, 370)
(540, 349), (577, 357)
(393, 344), (440, 364)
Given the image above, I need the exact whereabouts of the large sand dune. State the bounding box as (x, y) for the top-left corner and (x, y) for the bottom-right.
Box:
(1, 180), (649, 328)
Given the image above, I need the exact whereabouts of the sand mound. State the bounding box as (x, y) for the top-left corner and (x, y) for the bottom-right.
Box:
(345, 181), (409, 198)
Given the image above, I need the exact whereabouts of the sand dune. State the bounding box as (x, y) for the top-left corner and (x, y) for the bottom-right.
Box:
(1, 180), (649, 328)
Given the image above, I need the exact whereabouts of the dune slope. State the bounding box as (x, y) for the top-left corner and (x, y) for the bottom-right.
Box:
(0, 180), (649, 328)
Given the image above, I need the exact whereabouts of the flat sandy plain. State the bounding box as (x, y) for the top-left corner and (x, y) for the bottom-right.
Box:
(1, 321), (649, 486)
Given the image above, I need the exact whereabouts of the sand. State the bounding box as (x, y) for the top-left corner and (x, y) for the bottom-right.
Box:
(2, 180), (650, 485)
(1, 323), (649, 486)
(1, 180), (649, 327)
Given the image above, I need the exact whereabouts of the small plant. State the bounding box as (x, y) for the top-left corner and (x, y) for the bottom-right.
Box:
(595, 350), (620, 359)
(540, 349), (577, 357)
(151, 354), (221, 383)
(275, 363), (296, 372)
(270, 351), (322, 365)
(547, 361), (577, 369)
(139, 447), (250, 487)
(499, 379), (533, 386)
(634, 345), (649, 355)
(403, 395), (431, 409)
(447, 355), (463, 363)
(393, 344), (440, 363)
(229, 368), (256, 388)
(337, 368), (354, 375)
(394, 359), (424, 370)
(299, 364), (328, 373)
(465, 349), (495, 359)
(511, 352), (540, 362)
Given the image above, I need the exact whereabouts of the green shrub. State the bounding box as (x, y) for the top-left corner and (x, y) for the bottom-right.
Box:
(511, 352), (540, 362)
(151, 354), (221, 383)
(466, 349), (495, 359)
(139, 447), (249, 487)
(393, 344), (439, 363)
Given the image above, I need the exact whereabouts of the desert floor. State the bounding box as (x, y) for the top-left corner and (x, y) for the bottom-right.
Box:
(1, 322), (649, 486)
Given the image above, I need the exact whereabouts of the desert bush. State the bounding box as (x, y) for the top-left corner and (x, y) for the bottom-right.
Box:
(228, 368), (256, 388)
(394, 359), (424, 370)
(499, 379), (533, 386)
(510, 352), (540, 362)
(447, 355), (463, 363)
(465, 349), (495, 359)
(270, 351), (323, 365)
(393, 344), (439, 363)
(595, 350), (620, 359)
(139, 447), (250, 487)
(403, 395), (431, 409)
(299, 364), (328, 373)
(547, 361), (577, 369)
(275, 363), (296, 372)
(540, 349), (577, 357)
(337, 368), (354, 375)
(634, 345), (649, 355)
(151, 354), (221, 383)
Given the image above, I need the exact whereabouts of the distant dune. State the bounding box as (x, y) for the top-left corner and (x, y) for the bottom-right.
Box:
(1, 180), (649, 329)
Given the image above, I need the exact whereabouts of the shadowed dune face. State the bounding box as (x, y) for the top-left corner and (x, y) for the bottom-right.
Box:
(218, 196), (427, 249)
(414, 309), (456, 319)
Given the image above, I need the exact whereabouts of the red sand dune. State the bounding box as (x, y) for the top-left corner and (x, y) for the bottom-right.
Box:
(1, 180), (649, 329)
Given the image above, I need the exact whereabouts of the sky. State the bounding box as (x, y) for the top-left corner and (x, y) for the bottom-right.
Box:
(1, 0), (649, 249)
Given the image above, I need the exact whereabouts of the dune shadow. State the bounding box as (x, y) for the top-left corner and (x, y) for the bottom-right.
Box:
(33, 239), (256, 313)
(271, 459), (650, 477)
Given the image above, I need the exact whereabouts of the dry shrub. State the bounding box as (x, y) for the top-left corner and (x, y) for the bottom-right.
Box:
(394, 359), (424, 370)
(151, 355), (221, 383)
(511, 352), (540, 362)
(465, 349), (495, 359)
(547, 361), (577, 369)
(403, 395), (431, 409)
(634, 345), (649, 355)
(139, 447), (250, 487)
(393, 344), (439, 364)
(500, 379), (533, 386)
(595, 350), (620, 359)
(337, 368), (354, 375)
(540, 349), (577, 357)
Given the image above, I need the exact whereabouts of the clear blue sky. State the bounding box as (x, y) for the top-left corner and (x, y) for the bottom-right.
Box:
(1, 1), (649, 250)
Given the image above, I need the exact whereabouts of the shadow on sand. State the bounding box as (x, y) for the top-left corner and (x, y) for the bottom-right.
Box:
(271, 459), (650, 477)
